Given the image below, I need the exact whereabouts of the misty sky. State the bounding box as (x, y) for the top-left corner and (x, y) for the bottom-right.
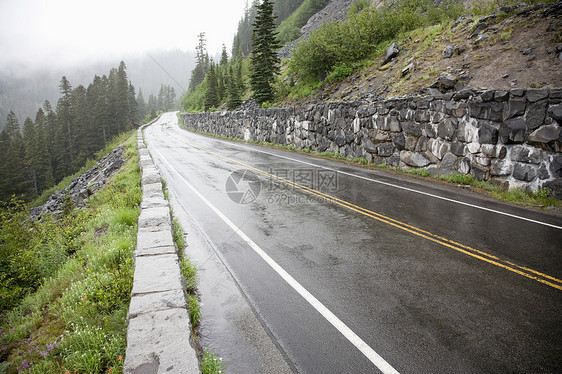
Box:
(0, 0), (249, 71)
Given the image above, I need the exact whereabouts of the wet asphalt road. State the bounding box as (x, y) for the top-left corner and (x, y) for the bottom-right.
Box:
(144, 112), (562, 374)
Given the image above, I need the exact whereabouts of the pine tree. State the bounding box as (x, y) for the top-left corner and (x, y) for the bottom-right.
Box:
(54, 76), (74, 181)
(227, 65), (243, 110)
(0, 112), (29, 200)
(33, 108), (54, 193)
(250, 0), (280, 105)
(22, 117), (39, 196)
(205, 62), (219, 110)
(188, 33), (210, 92)
(128, 82), (138, 124)
(220, 44), (229, 66)
(137, 89), (147, 121)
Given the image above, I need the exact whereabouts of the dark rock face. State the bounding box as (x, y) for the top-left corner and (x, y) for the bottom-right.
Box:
(31, 146), (126, 219)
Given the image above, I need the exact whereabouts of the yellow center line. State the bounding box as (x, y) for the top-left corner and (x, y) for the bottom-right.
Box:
(171, 133), (562, 291)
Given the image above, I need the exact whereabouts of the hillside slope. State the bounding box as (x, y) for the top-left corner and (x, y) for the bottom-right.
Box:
(280, 1), (561, 106)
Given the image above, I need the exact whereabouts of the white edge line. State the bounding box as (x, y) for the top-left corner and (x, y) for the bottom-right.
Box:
(150, 144), (400, 374)
(231, 144), (562, 230)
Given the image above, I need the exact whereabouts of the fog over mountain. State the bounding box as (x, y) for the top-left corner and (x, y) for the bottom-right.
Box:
(0, 49), (196, 130)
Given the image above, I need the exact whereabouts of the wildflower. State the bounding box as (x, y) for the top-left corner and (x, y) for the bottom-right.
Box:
(118, 355), (123, 361)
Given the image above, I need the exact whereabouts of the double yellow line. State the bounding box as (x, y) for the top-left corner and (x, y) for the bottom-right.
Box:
(179, 135), (562, 291)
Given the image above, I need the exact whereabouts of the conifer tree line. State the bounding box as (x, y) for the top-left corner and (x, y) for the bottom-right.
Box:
(0, 61), (151, 202)
(182, 0), (281, 112)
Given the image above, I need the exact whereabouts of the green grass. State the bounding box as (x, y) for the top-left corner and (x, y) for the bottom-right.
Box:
(0, 133), (140, 374)
(200, 350), (225, 374)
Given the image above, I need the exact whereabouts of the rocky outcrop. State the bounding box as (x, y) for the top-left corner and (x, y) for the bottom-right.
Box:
(31, 146), (125, 219)
(278, 0), (355, 59)
(182, 87), (562, 196)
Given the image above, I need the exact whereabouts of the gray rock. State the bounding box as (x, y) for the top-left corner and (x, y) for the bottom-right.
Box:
(392, 133), (406, 150)
(438, 119), (456, 140)
(507, 99), (526, 119)
(377, 143), (395, 157)
(550, 154), (562, 178)
(548, 104), (562, 123)
(458, 158), (471, 174)
(526, 89), (549, 103)
(471, 163), (489, 181)
(478, 122), (499, 144)
(441, 152), (458, 170)
(470, 23), (488, 38)
(525, 101), (548, 131)
(362, 137), (378, 154)
(442, 45), (455, 59)
(510, 145), (542, 164)
(512, 163), (537, 182)
(450, 142), (466, 156)
(401, 151), (431, 167)
(500, 118), (526, 144)
(543, 178), (562, 198)
(490, 159), (513, 176)
(384, 42), (399, 64)
(528, 124), (561, 144)
(402, 122), (422, 137)
(438, 72), (457, 89)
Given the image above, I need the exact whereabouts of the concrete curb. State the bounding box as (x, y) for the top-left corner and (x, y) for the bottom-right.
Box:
(123, 126), (199, 374)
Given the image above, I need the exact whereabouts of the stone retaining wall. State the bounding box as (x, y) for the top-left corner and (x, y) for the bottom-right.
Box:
(181, 88), (562, 196)
(123, 126), (199, 373)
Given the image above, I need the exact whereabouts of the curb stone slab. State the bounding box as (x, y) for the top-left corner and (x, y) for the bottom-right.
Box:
(125, 126), (199, 374)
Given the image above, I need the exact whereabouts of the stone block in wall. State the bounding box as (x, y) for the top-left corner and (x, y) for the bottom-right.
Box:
(362, 138), (378, 154)
(490, 159), (513, 176)
(458, 158), (471, 174)
(488, 102), (505, 122)
(405, 135), (418, 151)
(511, 145), (542, 164)
(481, 91), (495, 102)
(481, 144), (496, 157)
(387, 153), (400, 167)
(548, 103), (562, 123)
(527, 89), (549, 103)
(392, 133), (406, 150)
(377, 143), (395, 157)
(438, 119), (456, 140)
(467, 142), (481, 154)
(425, 124), (437, 138)
(550, 89), (562, 100)
(415, 110), (430, 123)
(450, 142), (466, 156)
(538, 163), (550, 180)
(511, 88), (526, 97)
(543, 178), (562, 198)
(441, 152), (458, 170)
(403, 122), (423, 137)
(471, 163), (490, 180)
(512, 162), (537, 182)
(469, 100), (488, 119)
(507, 98), (526, 119)
(401, 151), (432, 167)
(478, 121), (499, 144)
(416, 136), (428, 152)
(550, 154), (562, 178)
(497, 146), (507, 159)
(429, 139), (449, 160)
(525, 100), (548, 131)
(373, 131), (390, 143)
(494, 90), (509, 102)
(500, 118), (526, 144)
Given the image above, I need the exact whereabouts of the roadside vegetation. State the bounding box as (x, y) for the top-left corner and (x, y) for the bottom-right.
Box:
(0, 132), (140, 373)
